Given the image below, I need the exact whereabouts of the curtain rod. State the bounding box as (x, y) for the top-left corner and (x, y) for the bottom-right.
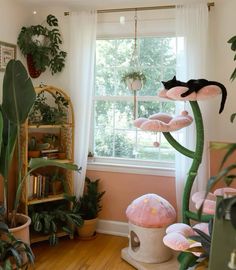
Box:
(64, 2), (214, 16)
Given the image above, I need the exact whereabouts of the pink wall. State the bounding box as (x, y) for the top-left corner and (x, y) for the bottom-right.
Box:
(86, 170), (176, 222)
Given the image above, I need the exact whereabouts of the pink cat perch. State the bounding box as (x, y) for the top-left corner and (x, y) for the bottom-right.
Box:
(134, 111), (193, 132)
(159, 85), (221, 101)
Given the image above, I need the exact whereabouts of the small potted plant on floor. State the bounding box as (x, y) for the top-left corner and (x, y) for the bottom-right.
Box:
(17, 14), (67, 78)
(69, 177), (105, 239)
(121, 70), (146, 91)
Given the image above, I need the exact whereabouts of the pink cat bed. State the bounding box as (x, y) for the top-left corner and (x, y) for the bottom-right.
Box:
(126, 193), (176, 228)
(163, 222), (209, 253)
(191, 188), (236, 215)
(159, 86), (221, 101)
(134, 111), (193, 132)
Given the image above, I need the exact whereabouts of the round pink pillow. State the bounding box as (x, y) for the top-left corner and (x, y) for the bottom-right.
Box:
(163, 232), (191, 251)
(134, 118), (148, 128)
(165, 86), (221, 101)
(214, 187), (236, 196)
(195, 199), (216, 215)
(193, 223), (209, 236)
(166, 223), (194, 237)
(192, 191), (216, 204)
(126, 193), (176, 228)
(149, 113), (173, 123)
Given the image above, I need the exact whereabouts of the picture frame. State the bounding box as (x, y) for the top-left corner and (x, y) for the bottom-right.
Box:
(0, 41), (16, 72)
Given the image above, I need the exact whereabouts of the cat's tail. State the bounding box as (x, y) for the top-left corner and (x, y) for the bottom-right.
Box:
(212, 82), (227, 114)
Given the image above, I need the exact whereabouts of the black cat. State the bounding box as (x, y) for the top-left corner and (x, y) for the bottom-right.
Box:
(161, 76), (227, 114)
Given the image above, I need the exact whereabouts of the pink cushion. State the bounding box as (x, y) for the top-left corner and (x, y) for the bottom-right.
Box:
(189, 242), (202, 257)
(166, 223), (194, 237)
(163, 232), (191, 251)
(193, 223), (209, 236)
(158, 89), (173, 100)
(137, 112), (193, 133)
(149, 113), (173, 123)
(126, 193), (176, 228)
(191, 191), (216, 204)
(214, 187), (236, 196)
(195, 199), (216, 215)
(134, 118), (148, 128)
(163, 86), (221, 101)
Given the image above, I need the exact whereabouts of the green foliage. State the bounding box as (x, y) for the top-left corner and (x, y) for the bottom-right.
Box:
(28, 91), (69, 125)
(228, 35), (236, 81)
(31, 198), (83, 246)
(79, 177), (105, 220)
(0, 217), (34, 269)
(17, 14), (67, 75)
(121, 71), (147, 85)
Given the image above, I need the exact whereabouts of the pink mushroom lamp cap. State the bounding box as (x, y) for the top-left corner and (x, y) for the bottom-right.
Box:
(126, 193), (176, 228)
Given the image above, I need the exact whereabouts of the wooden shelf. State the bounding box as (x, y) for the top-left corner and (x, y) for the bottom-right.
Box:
(28, 194), (65, 205)
(28, 124), (72, 129)
(31, 230), (70, 244)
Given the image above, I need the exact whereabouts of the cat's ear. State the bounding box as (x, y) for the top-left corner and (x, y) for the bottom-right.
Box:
(173, 76), (176, 80)
(161, 81), (166, 86)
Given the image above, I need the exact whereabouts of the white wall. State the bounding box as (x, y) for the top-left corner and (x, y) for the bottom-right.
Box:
(0, 0), (31, 100)
(209, 0), (236, 143)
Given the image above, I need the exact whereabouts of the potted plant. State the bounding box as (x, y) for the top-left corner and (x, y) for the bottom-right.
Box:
(121, 70), (146, 91)
(30, 198), (83, 246)
(28, 90), (69, 125)
(17, 14), (67, 78)
(67, 177), (105, 239)
(0, 206), (34, 269)
(0, 60), (80, 247)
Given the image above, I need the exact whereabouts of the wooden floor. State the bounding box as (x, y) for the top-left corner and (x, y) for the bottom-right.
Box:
(31, 233), (135, 270)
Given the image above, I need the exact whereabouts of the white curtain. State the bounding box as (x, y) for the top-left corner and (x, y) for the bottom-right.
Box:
(69, 10), (97, 197)
(175, 0), (209, 220)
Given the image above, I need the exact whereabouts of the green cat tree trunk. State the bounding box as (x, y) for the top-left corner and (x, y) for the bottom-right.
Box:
(163, 101), (212, 224)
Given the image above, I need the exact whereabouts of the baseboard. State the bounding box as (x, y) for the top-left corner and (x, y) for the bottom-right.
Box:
(97, 219), (129, 237)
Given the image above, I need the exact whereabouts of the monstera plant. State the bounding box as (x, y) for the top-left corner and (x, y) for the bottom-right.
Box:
(17, 14), (67, 78)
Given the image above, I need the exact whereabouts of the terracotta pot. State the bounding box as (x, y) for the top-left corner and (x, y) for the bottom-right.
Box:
(9, 213), (31, 245)
(26, 54), (42, 78)
(77, 218), (97, 239)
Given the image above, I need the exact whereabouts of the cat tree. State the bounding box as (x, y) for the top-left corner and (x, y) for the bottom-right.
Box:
(121, 85), (222, 269)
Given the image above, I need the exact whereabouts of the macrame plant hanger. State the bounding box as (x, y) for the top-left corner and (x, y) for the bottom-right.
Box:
(130, 9), (141, 119)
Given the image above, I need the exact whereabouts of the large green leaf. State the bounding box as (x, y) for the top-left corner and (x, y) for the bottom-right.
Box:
(28, 158), (80, 172)
(2, 60), (36, 124)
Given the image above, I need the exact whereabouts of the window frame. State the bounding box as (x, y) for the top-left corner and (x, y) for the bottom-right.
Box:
(90, 10), (177, 176)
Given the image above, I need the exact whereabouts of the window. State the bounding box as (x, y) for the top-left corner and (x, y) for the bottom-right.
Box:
(90, 36), (177, 172)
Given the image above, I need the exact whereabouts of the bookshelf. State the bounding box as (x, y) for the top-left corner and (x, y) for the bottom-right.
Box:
(20, 85), (74, 243)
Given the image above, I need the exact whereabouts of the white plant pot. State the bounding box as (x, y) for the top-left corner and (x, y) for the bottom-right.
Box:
(126, 79), (143, 91)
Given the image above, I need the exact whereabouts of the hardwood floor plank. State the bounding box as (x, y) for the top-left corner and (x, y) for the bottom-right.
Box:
(31, 234), (135, 270)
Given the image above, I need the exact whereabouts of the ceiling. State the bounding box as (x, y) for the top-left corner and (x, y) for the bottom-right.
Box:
(16, 0), (176, 10)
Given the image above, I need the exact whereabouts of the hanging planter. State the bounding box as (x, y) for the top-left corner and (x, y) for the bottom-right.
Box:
(121, 10), (146, 119)
(26, 54), (42, 78)
(121, 71), (147, 91)
(17, 14), (67, 78)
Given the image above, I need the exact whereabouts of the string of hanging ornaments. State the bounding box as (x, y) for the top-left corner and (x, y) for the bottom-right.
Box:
(121, 9), (146, 119)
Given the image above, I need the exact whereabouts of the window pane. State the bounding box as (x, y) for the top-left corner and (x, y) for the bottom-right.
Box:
(94, 37), (176, 164)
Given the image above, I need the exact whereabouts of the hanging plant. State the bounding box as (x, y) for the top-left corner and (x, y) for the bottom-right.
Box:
(17, 14), (67, 78)
(121, 71), (147, 91)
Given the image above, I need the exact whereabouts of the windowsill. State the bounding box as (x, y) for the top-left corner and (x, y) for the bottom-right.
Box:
(87, 160), (175, 177)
